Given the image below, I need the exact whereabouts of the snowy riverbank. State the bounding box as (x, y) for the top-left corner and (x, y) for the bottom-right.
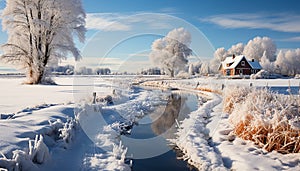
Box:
(0, 76), (299, 170)
(140, 77), (300, 170)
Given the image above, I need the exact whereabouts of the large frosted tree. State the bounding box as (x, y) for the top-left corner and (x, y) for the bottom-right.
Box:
(275, 49), (300, 76)
(149, 28), (192, 77)
(1, 0), (86, 84)
(243, 36), (276, 62)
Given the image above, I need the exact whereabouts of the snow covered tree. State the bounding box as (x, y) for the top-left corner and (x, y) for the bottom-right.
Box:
(274, 50), (287, 75)
(283, 49), (300, 76)
(228, 43), (244, 56)
(1, 0), (86, 84)
(243, 36), (276, 62)
(94, 68), (111, 75)
(213, 47), (228, 61)
(188, 64), (195, 75)
(149, 28), (192, 77)
(210, 47), (228, 73)
(260, 51), (274, 72)
(274, 49), (300, 76)
(188, 63), (194, 75)
(199, 61), (210, 75)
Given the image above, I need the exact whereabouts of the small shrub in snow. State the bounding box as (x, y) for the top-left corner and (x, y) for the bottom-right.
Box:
(112, 141), (127, 161)
(47, 118), (77, 148)
(0, 117), (78, 170)
(29, 135), (50, 164)
(13, 150), (39, 171)
(0, 135), (49, 171)
(58, 119), (77, 146)
(222, 86), (252, 114)
(224, 86), (300, 153)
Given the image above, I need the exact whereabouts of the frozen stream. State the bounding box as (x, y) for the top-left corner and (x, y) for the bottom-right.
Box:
(121, 90), (200, 171)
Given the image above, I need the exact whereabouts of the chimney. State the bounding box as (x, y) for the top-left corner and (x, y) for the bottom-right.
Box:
(232, 54), (235, 59)
(252, 59), (254, 62)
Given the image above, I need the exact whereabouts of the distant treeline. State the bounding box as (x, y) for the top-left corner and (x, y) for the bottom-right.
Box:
(49, 65), (111, 75)
(50, 65), (165, 76)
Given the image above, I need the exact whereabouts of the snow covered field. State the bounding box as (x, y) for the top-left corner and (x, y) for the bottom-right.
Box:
(0, 75), (299, 170)
(0, 76), (130, 170)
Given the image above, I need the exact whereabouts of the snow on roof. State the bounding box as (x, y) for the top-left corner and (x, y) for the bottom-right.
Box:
(249, 60), (262, 69)
(221, 55), (262, 70)
(221, 55), (245, 69)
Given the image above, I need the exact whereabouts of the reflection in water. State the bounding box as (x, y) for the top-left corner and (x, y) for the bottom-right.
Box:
(151, 93), (194, 139)
(126, 91), (199, 171)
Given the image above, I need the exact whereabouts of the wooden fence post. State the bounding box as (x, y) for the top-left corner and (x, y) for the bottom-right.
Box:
(92, 92), (96, 104)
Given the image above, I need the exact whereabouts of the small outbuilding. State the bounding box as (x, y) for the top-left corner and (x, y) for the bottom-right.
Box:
(219, 54), (262, 76)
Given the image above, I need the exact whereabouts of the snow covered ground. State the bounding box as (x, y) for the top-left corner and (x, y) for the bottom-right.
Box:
(0, 76), (132, 170)
(141, 76), (300, 171)
(0, 75), (299, 170)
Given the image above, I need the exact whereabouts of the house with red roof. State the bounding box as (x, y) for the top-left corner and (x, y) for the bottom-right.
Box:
(219, 54), (262, 76)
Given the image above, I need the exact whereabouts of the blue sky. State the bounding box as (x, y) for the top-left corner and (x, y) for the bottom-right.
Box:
(1, 0), (300, 73)
(83, 0), (300, 47)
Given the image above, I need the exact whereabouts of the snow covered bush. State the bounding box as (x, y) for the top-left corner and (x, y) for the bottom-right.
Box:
(46, 118), (78, 148)
(58, 119), (77, 145)
(224, 86), (300, 153)
(29, 135), (50, 164)
(0, 135), (49, 171)
(222, 86), (252, 114)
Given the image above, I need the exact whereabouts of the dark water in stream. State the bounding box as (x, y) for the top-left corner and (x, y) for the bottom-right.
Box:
(122, 90), (199, 171)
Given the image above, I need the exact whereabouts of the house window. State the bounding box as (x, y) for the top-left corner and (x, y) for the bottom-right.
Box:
(239, 69), (243, 74)
(226, 69), (230, 76)
(241, 61), (245, 66)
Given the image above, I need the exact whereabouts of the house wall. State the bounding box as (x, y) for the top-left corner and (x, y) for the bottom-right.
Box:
(234, 58), (252, 75)
(221, 69), (235, 76)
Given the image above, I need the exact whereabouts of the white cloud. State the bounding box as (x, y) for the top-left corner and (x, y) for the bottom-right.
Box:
(128, 52), (150, 57)
(125, 13), (175, 30)
(279, 36), (300, 42)
(86, 13), (131, 31)
(201, 13), (300, 33)
(85, 12), (177, 32)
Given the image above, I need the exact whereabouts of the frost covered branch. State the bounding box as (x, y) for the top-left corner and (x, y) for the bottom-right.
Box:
(1, 0), (86, 84)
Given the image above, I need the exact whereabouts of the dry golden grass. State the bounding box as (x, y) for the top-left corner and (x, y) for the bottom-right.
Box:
(222, 87), (252, 113)
(225, 86), (300, 154)
(195, 87), (222, 95)
(234, 118), (300, 153)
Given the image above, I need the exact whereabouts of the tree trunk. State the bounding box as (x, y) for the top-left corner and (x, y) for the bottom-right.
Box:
(36, 69), (44, 84)
(170, 71), (174, 77)
(168, 68), (174, 77)
(26, 64), (44, 84)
